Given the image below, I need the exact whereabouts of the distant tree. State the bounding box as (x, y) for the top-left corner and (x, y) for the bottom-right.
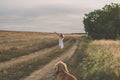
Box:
(83, 3), (120, 39)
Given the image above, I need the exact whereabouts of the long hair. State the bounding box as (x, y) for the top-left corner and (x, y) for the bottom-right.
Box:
(59, 33), (64, 38)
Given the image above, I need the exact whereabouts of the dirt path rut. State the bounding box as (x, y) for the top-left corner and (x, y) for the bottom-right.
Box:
(22, 40), (78, 80)
(0, 46), (58, 70)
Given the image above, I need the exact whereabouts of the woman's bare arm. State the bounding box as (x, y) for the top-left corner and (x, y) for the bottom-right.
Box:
(54, 32), (59, 36)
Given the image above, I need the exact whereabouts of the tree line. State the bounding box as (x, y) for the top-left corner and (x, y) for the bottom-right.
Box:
(83, 3), (120, 39)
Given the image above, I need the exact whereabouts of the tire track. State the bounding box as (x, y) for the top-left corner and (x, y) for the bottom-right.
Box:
(22, 40), (78, 80)
(0, 40), (70, 71)
(0, 45), (58, 71)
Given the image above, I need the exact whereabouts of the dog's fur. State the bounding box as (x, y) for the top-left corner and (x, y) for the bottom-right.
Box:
(54, 61), (77, 80)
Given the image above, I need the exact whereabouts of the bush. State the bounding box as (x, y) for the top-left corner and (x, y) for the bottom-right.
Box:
(84, 3), (120, 39)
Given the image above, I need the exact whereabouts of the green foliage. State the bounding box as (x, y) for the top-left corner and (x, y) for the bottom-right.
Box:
(83, 3), (120, 39)
(78, 44), (120, 80)
(68, 38), (90, 79)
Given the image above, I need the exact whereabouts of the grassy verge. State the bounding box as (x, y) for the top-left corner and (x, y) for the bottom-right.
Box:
(68, 38), (120, 80)
(67, 37), (90, 80)
(81, 40), (120, 80)
(0, 38), (76, 80)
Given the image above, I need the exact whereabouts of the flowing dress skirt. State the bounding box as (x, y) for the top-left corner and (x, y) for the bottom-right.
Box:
(59, 38), (64, 49)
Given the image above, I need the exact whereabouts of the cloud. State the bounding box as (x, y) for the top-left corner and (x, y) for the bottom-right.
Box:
(0, 0), (119, 33)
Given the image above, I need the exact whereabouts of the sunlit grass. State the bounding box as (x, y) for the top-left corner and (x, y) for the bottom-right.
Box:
(68, 38), (120, 80)
(0, 31), (71, 62)
(0, 31), (53, 40)
(0, 38), (59, 62)
(88, 40), (120, 78)
(91, 40), (120, 57)
(0, 38), (76, 80)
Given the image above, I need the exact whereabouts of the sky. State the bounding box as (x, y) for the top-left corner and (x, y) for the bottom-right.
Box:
(0, 0), (119, 33)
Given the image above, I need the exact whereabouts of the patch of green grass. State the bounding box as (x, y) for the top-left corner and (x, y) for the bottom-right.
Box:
(78, 43), (120, 80)
(0, 38), (76, 80)
(68, 38), (120, 80)
(67, 37), (90, 79)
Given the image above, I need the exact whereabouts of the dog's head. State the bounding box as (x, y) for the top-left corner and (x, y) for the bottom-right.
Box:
(54, 61), (69, 75)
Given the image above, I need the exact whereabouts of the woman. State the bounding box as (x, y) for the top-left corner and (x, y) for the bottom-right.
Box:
(55, 32), (64, 49)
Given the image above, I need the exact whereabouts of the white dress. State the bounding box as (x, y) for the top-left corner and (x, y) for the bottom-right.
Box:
(59, 37), (64, 49)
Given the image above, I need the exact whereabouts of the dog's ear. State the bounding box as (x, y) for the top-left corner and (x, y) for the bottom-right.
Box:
(55, 61), (69, 72)
(61, 62), (69, 72)
(55, 62), (61, 74)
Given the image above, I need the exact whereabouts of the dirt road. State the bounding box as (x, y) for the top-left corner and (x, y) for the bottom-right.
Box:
(0, 45), (58, 70)
(0, 40), (69, 70)
(22, 41), (78, 80)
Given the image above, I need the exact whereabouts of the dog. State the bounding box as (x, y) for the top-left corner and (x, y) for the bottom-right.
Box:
(54, 61), (77, 80)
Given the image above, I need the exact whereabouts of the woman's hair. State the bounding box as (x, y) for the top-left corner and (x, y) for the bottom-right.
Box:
(59, 33), (64, 38)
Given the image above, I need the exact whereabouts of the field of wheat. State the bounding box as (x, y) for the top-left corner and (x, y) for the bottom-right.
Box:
(0, 31), (78, 80)
(0, 31), (120, 80)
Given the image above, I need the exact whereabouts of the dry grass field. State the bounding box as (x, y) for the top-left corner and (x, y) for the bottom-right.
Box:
(0, 31), (53, 40)
(0, 31), (58, 62)
(0, 31), (120, 80)
(0, 31), (78, 80)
